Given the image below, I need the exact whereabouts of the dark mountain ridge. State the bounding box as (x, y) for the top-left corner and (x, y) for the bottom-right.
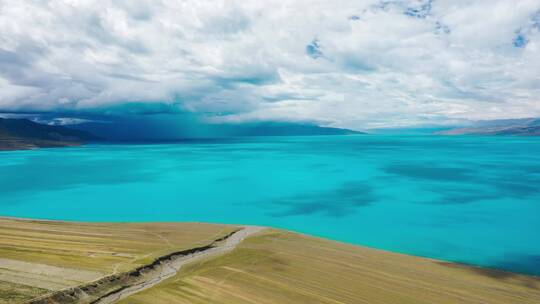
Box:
(0, 117), (97, 151)
(437, 118), (540, 136)
(69, 118), (363, 141)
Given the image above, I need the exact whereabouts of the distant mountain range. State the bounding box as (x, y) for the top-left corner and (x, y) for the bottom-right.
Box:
(438, 118), (540, 136)
(4, 114), (538, 151)
(0, 118), (97, 151)
(1, 116), (361, 151)
(69, 119), (363, 141)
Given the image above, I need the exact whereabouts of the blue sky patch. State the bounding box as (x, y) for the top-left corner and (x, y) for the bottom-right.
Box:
(404, 0), (433, 19)
(513, 33), (529, 48)
(306, 39), (324, 59)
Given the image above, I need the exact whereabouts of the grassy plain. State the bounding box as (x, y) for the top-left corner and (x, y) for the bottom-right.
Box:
(2, 218), (540, 304)
(119, 229), (540, 304)
(0, 218), (236, 303)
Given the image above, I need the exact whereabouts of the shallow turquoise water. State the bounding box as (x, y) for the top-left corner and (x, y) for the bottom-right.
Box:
(1, 135), (540, 275)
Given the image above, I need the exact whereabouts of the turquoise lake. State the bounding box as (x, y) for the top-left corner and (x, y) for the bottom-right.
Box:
(1, 135), (539, 276)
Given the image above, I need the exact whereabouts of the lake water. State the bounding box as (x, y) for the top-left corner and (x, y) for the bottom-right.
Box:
(1, 135), (539, 275)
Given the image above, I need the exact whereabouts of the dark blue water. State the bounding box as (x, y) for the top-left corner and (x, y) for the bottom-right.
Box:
(1, 135), (539, 275)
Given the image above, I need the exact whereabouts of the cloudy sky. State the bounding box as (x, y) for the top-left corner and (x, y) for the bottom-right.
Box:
(1, 0), (539, 129)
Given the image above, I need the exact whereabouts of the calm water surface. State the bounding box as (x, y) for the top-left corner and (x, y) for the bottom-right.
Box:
(1, 135), (539, 275)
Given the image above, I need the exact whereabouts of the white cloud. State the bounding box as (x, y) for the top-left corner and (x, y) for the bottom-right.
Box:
(0, 0), (539, 129)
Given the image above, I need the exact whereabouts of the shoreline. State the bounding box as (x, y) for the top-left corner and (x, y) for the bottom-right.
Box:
(1, 215), (538, 280)
(1, 217), (539, 304)
(0, 140), (83, 151)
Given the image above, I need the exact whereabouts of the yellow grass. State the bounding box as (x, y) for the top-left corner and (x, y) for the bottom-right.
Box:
(0, 281), (46, 304)
(119, 229), (540, 304)
(0, 218), (236, 303)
